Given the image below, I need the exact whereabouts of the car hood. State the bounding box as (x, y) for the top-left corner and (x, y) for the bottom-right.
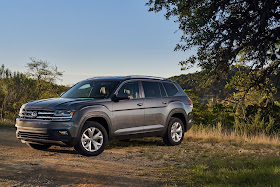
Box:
(24, 97), (96, 110)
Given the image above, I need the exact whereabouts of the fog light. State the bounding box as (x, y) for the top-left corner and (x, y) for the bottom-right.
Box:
(58, 131), (68, 135)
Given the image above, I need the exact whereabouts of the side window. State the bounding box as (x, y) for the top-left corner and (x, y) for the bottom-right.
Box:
(117, 81), (140, 99)
(163, 82), (178, 96)
(142, 81), (161, 98)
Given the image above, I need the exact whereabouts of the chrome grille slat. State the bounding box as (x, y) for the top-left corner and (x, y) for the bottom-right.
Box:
(38, 112), (55, 115)
(19, 109), (55, 121)
(19, 109), (72, 121)
(36, 116), (54, 119)
(36, 116), (71, 119)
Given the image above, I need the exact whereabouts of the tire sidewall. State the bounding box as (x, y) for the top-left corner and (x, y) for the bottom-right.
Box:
(166, 117), (185, 146)
(75, 121), (108, 156)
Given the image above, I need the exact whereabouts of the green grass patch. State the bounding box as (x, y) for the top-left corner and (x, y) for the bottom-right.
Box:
(186, 157), (280, 186)
(157, 154), (280, 186)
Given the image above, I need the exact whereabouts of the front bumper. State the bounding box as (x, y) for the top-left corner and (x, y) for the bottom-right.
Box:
(15, 118), (78, 146)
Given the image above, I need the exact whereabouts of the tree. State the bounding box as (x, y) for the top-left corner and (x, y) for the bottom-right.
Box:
(0, 64), (68, 119)
(147, 0), (280, 90)
(26, 58), (63, 83)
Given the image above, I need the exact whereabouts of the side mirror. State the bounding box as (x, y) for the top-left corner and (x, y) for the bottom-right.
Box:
(60, 92), (65, 97)
(111, 94), (130, 102)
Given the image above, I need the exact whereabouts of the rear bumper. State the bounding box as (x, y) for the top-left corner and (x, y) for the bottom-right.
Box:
(15, 118), (78, 146)
(186, 112), (193, 131)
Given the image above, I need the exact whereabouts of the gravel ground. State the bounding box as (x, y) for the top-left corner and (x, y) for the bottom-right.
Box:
(0, 128), (161, 187)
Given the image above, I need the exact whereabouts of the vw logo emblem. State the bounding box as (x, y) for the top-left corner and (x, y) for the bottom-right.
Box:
(31, 111), (38, 118)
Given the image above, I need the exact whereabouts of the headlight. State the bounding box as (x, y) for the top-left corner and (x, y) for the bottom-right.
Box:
(19, 104), (26, 116)
(54, 110), (76, 117)
(52, 110), (76, 121)
(19, 107), (24, 115)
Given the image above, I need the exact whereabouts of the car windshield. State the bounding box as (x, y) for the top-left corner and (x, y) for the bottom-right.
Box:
(61, 80), (120, 99)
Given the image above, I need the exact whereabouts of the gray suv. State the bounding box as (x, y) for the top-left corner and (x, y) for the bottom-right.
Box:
(16, 76), (193, 156)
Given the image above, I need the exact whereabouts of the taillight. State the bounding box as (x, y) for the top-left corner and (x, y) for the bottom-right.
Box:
(187, 100), (193, 107)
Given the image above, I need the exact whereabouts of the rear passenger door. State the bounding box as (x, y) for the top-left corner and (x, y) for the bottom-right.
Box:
(141, 81), (168, 131)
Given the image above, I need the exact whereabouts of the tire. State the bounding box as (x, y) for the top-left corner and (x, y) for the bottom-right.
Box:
(163, 117), (185, 146)
(74, 121), (108, 156)
(27, 143), (52, 150)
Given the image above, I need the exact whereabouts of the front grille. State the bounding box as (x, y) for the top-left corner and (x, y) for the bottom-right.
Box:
(18, 131), (51, 140)
(19, 109), (55, 120)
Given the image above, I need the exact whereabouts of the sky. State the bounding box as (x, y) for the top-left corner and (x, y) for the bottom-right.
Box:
(0, 0), (196, 85)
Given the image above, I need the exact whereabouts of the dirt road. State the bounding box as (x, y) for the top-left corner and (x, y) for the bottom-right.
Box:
(1, 128), (280, 186)
(0, 128), (162, 186)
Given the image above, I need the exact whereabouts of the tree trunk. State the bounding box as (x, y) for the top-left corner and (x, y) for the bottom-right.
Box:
(0, 95), (6, 120)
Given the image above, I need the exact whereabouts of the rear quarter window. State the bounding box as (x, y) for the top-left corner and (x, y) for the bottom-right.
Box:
(163, 82), (178, 96)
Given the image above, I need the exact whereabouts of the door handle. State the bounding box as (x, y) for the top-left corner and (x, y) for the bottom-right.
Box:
(137, 103), (143, 106)
(162, 102), (167, 104)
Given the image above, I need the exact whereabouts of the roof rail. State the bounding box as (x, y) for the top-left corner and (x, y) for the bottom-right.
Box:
(86, 76), (105, 79)
(126, 75), (171, 81)
(85, 75), (172, 81)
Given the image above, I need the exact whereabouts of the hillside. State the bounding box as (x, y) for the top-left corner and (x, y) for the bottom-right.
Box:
(170, 67), (280, 103)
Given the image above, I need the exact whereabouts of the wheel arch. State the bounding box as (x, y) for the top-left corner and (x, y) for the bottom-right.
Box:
(77, 112), (113, 143)
(166, 109), (188, 132)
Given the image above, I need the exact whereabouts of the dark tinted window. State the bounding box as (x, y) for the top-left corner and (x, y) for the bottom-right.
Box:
(159, 83), (167, 97)
(62, 81), (119, 99)
(142, 81), (161, 98)
(163, 83), (178, 96)
(117, 81), (140, 99)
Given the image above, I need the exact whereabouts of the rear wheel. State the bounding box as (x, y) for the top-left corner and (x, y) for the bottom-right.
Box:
(27, 143), (52, 150)
(163, 117), (185, 146)
(74, 121), (108, 156)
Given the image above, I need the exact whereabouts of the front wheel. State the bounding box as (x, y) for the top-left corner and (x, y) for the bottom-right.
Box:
(163, 117), (185, 146)
(74, 121), (108, 156)
(27, 143), (52, 150)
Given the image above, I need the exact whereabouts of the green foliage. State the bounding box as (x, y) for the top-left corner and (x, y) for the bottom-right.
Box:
(147, 0), (280, 91)
(170, 65), (279, 101)
(227, 65), (278, 106)
(186, 84), (280, 135)
(234, 107), (280, 135)
(147, 0), (280, 136)
(170, 67), (280, 135)
(0, 64), (68, 120)
(186, 88), (235, 128)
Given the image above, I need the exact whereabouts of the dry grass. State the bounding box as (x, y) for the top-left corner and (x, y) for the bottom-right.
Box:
(137, 126), (280, 186)
(186, 125), (280, 147)
(0, 119), (15, 128)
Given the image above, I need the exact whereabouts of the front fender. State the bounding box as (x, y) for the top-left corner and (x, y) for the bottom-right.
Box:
(73, 105), (113, 141)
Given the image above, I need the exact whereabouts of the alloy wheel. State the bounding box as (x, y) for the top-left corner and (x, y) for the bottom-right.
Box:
(171, 122), (183, 142)
(81, 127), (104, 152)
